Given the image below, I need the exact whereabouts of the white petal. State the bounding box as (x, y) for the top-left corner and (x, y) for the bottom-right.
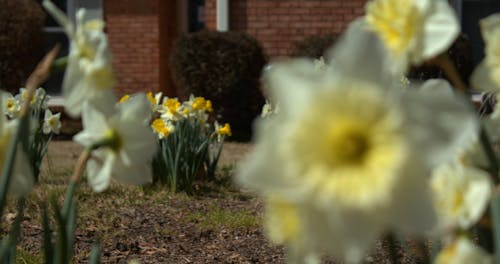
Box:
(86, 154), (114, 192)
(420, 0), (460, 60)
(263, 59), (320, 120)
(112, 161), (152, 186)
(327, 19), (395, 85)
(73, 102), (109, 146)
(402, 88), (479, 168)
(117, 93), (151, 123)
(471, 62), (500, 92)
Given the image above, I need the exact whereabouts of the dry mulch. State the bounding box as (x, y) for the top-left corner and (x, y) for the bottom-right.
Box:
(8, 141), (423, 263)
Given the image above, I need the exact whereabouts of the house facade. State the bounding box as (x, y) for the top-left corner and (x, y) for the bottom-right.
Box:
(41, 0), (500, 97)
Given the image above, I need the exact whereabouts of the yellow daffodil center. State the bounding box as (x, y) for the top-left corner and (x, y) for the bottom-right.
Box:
(366, 0), (422, 57)
(206, 100), (213, 112)
(164, 98), (181, 114)
(147, 92), (156, 105)
(217, 123), (232, 137)
(84, 20), (104, 31)
(89, 67), (116, 89)
(119, 94), (130, 103)
(326, 122), (370, 166)
(288, 85), (406, 208)
(21, 91), (37, 105)
(48, 118), (58, 127)
(103, 128), (123, 152)
(151, 118), (171, 138)
(192, 97), (206, 111)
(6, 99), (16, 111)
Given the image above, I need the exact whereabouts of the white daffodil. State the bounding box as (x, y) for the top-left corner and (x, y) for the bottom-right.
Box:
(363, 0), (459, 73)
(261, 100), (280, 118)
(182, 95), (213, 122)
(471, 13), (500, 93)
(158, 97), (184, 122)
(236, 27), (478, 262)
(147, 91), (163, 112)
(313, 57), (327, 71)
(42, 0), (116, 118)
(431, 162), (492, 232)
(435, 237), (492, 264)
(2, 92), (21, 118)
(42, 109), (62, 134)
(0, 97), (34, 197)
(73, 93), (157, 192)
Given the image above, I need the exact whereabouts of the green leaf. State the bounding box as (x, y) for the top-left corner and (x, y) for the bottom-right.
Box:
(87, 243), (101, 264)
(51, 197), (68, 264)
(42, 203), (54, 263)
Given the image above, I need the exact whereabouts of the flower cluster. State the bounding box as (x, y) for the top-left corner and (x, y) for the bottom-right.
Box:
(238, 0), (499, 262)
(2, 87), (61, 181)
(135, 93), (231, 192)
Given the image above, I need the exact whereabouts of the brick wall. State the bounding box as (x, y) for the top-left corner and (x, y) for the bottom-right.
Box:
(205, 0), (367, 57)
(103, 0), (160, 96)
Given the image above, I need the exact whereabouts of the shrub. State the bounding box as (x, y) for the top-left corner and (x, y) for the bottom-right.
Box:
(291, 34), (339, 59)
(170, 31), (267, 141)
(0, 0), (45, 93)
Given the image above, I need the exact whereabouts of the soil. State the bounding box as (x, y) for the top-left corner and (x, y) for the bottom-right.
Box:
(9, 141), (423, 263)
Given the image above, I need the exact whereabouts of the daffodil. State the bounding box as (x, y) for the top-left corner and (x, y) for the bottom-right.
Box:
(363, 0), (459, 72)
(159, 97), (184, 122)
(431, 162), (492, 232)
(214, 122), (231, 142)
(147, 91), (163, 111)
(183, 95), (213, 122)
(151, 118), (174, 139)
(73, 93), (157, 192)
(471, 14), (500, 94)
(261, 100), (280, 118)
(0, 96), (34, 197)
(435, 237), (492, 264)
(236, 29), (478, 262)
(2, 92), (21, 118)
(42, 109), (62, 134)
(42, 0), (117, 118)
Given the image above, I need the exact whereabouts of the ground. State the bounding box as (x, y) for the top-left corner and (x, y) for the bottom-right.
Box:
(4, 141), (422, 263)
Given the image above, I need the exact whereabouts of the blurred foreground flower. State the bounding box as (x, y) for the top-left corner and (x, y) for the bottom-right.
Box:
(42, 0), (116, 117)
(472, 14), (500, 96)
(364, 0), (459, 72)
(237, 28), (477, 262)
(435, 237), (492, 264)
(0, 96), (34, 197)
(431, 162), (492, 232)
(74, 94), (157, 192)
